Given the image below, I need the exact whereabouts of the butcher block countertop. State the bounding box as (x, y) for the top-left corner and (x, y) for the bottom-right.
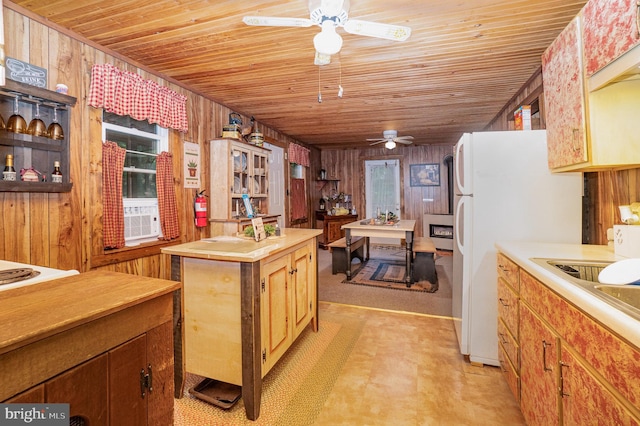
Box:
(161, 228), (322, 262)
(0, 270), (181, 355)
(495, 242), (639, 347)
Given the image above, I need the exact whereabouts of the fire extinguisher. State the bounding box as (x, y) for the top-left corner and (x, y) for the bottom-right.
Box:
(194, 189), (207, 227)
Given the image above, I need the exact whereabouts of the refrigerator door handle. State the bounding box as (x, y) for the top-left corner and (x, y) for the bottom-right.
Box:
(455, 139), (464, 195)
(455, 197), (465, 255)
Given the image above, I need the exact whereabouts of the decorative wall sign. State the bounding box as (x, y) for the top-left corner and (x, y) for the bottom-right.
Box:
(183, 141), (200, 188)
(6, 57), (47, 87)
(410, 163), (440, 187)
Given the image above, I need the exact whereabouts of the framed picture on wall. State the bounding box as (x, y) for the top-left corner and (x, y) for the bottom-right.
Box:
(410, 163), (440, 187)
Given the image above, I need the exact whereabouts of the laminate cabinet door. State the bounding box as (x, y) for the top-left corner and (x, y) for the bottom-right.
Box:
(541, 16), (588, 169)
(520, 304), (560, 426)
(560, 347), (639, 425)
(47, 354), (108, 426)
(583, 0), (640, 77)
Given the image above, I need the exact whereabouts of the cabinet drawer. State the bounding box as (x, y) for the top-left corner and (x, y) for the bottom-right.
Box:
(497, 253), (519, 291)
(498, 318), (519, 371)
(498, 345), (520, 403)
(497, 277), (519, 339)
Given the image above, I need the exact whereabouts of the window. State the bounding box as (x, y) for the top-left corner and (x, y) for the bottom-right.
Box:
(102, 112), (168, 245)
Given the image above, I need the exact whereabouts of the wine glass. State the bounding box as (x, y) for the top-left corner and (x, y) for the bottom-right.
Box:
(47, 107), (64, 140)
(27, 103), (47, 137)
(6, 97), (27, 134)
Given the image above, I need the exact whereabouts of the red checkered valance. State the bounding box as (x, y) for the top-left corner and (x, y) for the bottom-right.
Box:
(88, 63), (188, 132)
(288, 143), (310, 167)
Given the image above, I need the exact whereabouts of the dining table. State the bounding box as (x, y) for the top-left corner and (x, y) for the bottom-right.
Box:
(341, 219), (417, 286)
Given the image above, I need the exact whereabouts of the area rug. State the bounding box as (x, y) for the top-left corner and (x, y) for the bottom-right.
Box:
(173, 313), (365, 425)
(342, 259), (438, 293)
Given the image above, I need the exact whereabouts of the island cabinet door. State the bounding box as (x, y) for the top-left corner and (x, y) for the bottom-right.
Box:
(261, 254), (292, 374)
(519, 304), (560, 426)
(292, 242), (314, 338)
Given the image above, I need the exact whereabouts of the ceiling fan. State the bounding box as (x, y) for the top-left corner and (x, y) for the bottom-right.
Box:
(367, 130), (414, 149)
(242, 0), (411, 64)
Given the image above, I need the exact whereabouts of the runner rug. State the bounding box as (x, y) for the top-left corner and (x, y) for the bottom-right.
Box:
(173, 312), (365, 425)
(342, 259), (438, 293)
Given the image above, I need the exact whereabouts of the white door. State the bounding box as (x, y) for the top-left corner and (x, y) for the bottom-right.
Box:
(264, 143), (285, 227)
(365, 159), (401, 244)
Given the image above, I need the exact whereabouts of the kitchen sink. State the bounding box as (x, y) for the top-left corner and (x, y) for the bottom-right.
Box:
(595, 285), (640, 310)
(545, 260), (610, 283)
(531, 258), (640, 321)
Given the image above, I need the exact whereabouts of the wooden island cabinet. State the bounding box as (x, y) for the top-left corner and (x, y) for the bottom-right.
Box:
(1, 271), (180, 425)
(161, 228), (321, 421)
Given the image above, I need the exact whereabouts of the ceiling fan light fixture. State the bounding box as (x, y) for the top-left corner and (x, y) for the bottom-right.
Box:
(385, 140), (396, 149)
(314, 21), (343, 55)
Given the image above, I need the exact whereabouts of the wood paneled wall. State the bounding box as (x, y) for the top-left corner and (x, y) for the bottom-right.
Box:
(0, 5), (309, 276)
(316, 144), (454, 238)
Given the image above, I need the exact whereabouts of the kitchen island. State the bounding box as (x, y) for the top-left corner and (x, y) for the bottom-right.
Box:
(161, 228), (322, 420)
(495, 242), (640, 424)
(0, 271), (181, 425)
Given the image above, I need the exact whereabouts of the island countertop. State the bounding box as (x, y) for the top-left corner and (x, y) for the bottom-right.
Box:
(495, 241), (638, 347)
(161, 228), (322, 262)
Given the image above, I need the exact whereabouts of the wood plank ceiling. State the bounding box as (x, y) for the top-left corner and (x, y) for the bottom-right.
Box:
(9, 0), (587, 149)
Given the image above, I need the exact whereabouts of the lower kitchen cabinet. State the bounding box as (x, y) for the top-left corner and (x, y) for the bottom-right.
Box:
(496, 253), (521, 402)
(4, 322), (173, 426)
(0, 272), (179, 426)
(516, 267), (640, 425)
(519, 304), (560, 426)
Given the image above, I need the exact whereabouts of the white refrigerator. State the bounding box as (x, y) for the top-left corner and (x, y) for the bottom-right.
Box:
(452, 130), (582, 366)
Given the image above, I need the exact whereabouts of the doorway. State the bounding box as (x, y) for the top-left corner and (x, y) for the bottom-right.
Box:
(264, 142), (285, 227)
(365, 159), (401, 244)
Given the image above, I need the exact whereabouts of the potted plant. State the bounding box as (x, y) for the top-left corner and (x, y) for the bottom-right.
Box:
(187, 161), (198, 177)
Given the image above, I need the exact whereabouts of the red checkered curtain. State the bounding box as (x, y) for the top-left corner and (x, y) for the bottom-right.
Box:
(88, 63), (188, 132)
(102, 142), (126, 249)
(156, 152), (180, 240)
(288, 143), (310, 167)
(291, 178), (307, 221)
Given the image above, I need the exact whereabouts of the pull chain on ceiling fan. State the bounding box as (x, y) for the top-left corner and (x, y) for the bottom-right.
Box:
(243, 0), (411, 64)
(367, 130), (414, 149)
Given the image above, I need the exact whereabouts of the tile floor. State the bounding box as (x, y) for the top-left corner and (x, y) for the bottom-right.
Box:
(313, 302), (526, 425)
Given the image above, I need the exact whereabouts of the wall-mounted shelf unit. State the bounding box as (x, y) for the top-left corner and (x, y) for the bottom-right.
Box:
(0, 79), (76, 192)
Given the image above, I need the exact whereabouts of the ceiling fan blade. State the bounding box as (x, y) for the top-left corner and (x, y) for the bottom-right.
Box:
(395, 136), (414, 141)
(396, 140), (413, 145)
(343, 19), (411, 41)
(366, 138), (385, 142)
(242, 16), (313, 27)
(369, 140), (386, 146)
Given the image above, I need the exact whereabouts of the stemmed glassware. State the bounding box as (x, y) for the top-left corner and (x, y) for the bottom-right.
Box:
(27, 103), (47, 137)
(7, 97), (27, 134)
(47, 106), (64, 140)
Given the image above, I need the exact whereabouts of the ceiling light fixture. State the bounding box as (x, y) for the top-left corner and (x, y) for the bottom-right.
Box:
(313, 20), (343, 55)
(385, 140), (396, 149)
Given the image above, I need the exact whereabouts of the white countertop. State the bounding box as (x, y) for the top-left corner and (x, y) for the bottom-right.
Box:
(495, 242), (639, 348)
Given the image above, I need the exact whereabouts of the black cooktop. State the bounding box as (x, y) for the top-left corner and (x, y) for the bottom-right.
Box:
(0, 268), (41, 285)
